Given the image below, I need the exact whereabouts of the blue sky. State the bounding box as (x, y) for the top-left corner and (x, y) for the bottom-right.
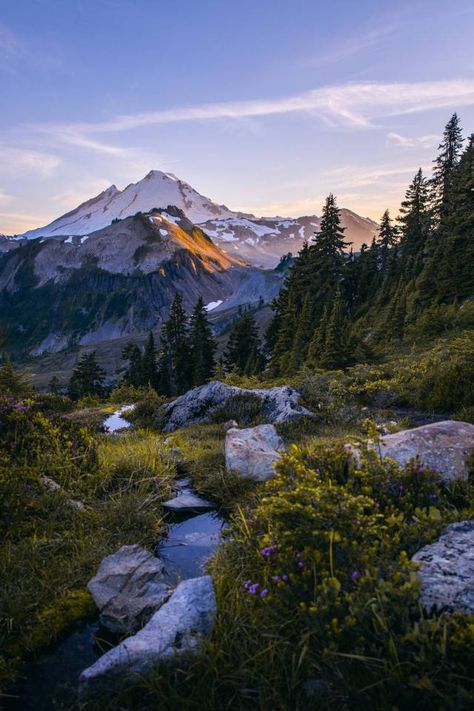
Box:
(1, 0), (474, 233)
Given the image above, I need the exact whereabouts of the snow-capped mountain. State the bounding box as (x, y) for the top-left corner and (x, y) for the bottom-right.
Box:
(0, 207), (284, 358)
(21, 170), (241, 241)
(17, 170), (378, 267)
(201, 210), (378, 268)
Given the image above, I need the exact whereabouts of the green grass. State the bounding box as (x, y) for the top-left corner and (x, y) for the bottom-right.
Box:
(2, 334), (474, 707)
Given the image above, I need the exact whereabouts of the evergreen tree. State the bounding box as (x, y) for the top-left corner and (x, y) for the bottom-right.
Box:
(288, 293), (313, 370)
(268, 195), (350, 373)
(398, 169), (431, 278)
(429, 134), (474, 302)
(68, 352), (105, 400)
(307, 300), (331, 367)
(377, 209), (397, 273)
(48, 375), (60, 394)
(156, 331), (173, 396)
(158, 293), (192, 395)
(0, 360), (32, 396)
(224, 313), (263, 375)
(431, 113), (463, 222)
(189, 296), (216, 385)
(141, 332), (158, 389)
(319, 290), (348, 369)
(121, 342), (143, 387)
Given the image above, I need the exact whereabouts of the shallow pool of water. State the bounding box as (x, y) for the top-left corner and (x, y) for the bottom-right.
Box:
(103, 404), (135, 433)
(6, 500), (225, 709)
(157, 510), (226, 582)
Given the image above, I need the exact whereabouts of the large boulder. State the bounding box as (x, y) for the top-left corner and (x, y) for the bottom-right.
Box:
(412, 520), (474, 614)
(225, 424), (284, 481)
(87, 545), (170, 634)
(160, 381), (314, 432)
(79, 576), (216, 697)
(353, 421), (474, 484)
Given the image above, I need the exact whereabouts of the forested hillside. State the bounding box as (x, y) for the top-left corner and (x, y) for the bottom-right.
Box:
(266, 114), (473, 374)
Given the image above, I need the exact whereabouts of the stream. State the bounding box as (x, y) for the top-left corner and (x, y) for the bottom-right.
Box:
(6, 408), (226, 711)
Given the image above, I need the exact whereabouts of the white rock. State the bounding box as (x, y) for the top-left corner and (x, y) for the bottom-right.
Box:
(412, 520), (474, 614)
(87, 545), (169, 634)
(162, 492), (215, 512)
(79, 576), (216, 696)
(225, 424), (284, 481)
(374, 420), (474, 483)
(160, 381), (314, 432)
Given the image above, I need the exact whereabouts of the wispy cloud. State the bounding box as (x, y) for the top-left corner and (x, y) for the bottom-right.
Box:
(322, 163), (433, 189)
(387, 132), (439, 148)
(306, 24), (397, 67)
(0, 144), (61, 177)
(35, 78), (474, 144)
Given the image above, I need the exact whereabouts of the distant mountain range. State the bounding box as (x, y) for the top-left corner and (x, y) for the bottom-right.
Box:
(2, 170), (378, 268)
(0, 170), (379, 380)
(0, 206), (285, 361)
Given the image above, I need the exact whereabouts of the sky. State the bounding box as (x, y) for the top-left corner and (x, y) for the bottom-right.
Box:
(1, 0), (474, 234)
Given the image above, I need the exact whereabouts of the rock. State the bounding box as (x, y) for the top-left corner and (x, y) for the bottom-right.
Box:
(375, 421), (474, 483)
(160, 381), (314, 432)
(225, 424), (284, 481)
(87, 545), (170, 634)
(41, 475), (86, 510)
(162, 491), (215, 512)
(412, 520), (474, 614)
(223, 419), (239, 430)
(174, 477), (193, 489)
(79, 576), (216, 697)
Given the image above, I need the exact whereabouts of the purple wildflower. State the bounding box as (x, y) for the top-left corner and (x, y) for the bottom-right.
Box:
(297, 561), (305, 569)
(282, 574), (289, 582)
(260, 588), (269, 599)
(351, 571), (360, 583)
(249, 583), (260, 595)
(272, 575), (280, 582)
(260, 545), (278, 558)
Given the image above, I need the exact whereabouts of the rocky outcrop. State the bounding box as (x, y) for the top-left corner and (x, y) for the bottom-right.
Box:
(412, 520), (474, 614)
(87, 545), (170, 634)
(160, 381), (314, 432)
(225, 424), (284, 481)
(373, 421), (474, 483)
(79, 576), (216, 697)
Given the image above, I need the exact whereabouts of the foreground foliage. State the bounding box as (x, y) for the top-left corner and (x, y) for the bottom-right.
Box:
(82, 442), (474, 711)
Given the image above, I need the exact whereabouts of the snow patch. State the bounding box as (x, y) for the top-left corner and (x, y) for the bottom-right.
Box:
(205, 300), (223, 312)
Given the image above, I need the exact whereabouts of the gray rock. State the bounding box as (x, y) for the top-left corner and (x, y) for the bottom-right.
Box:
(160, 381), (314, 432)
(225, 424), (284, 481)
(374, 420), (474, 483)
(174, 477), (193, 489)
(348, 420), (474, 483)
(87, 545), (170, 634)
(412, 520), (474, 614)
(79, 576), (216, 697)
(162, 492), (215, 512)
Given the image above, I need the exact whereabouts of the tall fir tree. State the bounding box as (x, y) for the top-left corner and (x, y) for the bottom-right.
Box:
(398, 168), (431, 279)
(159, 293), (192, 395)
(189, 296), (216, 386)
(377, 209), (398, 274)
(319, 290), (348, 369)
(141, 332), (158, 389)
(121, 341), (143, 387)
(431, 113), (464, 223)
(224, 312), (263, 375)
(268, 194), (350, 373)
(68, 352), (105, 400)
